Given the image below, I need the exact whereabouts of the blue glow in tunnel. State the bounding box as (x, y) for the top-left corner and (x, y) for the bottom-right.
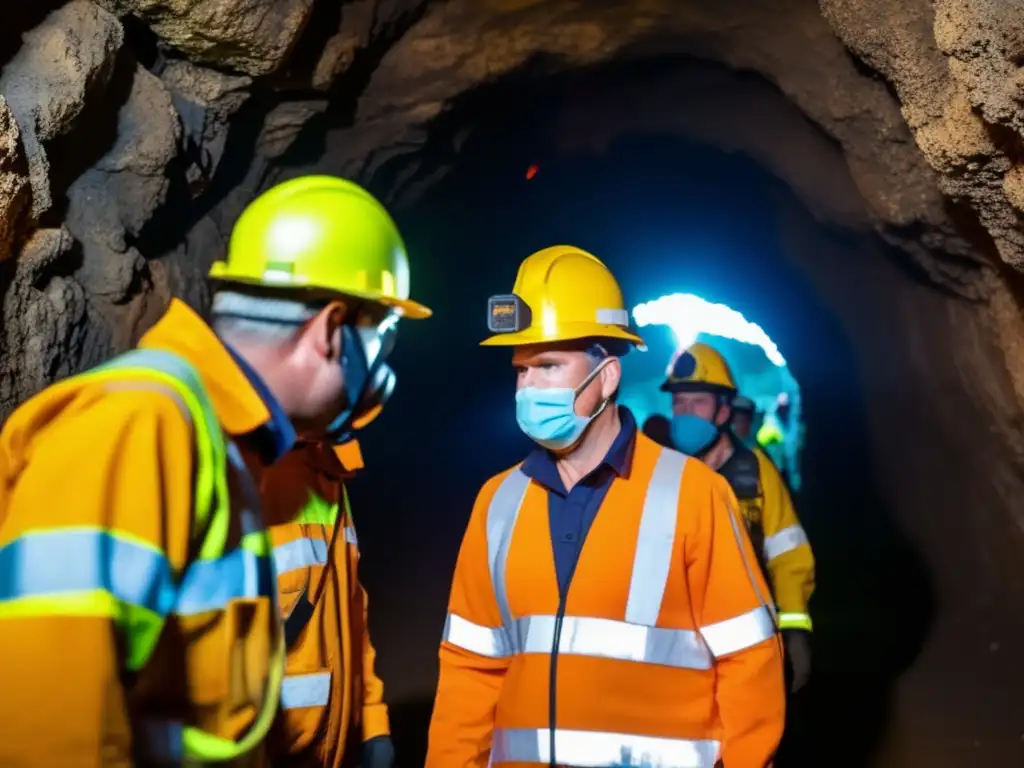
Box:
(632, 293), (787, 366)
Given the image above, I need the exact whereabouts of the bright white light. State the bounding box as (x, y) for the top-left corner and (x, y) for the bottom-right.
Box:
(632, 292), (787, 366)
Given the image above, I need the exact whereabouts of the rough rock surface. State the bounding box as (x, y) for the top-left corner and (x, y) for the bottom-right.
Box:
(160, 59), (251, 192)
(64, 61), (179, 310)
(0, 227), (87, 406)
(95, 0), (316, 75)
(821, 0), (1024, 270)
(257, 99), (328, 159)
(0, 97), (31, 263)
(0, 0), (124, 217)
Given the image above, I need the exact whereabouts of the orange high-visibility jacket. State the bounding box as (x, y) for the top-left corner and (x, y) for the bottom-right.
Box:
(263, 440), (391, 766)
(0, 299), (284, 766)
(427, 432), (786, 768)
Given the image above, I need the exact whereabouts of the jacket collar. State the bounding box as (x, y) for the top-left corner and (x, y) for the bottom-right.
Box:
(138, 300), (295, 453)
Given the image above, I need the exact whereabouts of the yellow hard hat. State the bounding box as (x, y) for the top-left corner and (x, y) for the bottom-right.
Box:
(209, 175), (431, 319)
(480, 245), (645, 349)
(661, 342), (737, 393)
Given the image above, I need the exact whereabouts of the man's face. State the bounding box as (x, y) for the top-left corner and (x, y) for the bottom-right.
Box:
(732, 410), (753, 440)
(512, 344), (618, 417)
(671, 390), (731, 426)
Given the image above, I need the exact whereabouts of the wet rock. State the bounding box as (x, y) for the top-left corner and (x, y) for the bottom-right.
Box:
(0, 0), (124, 217)
(96, 0), (317, 76)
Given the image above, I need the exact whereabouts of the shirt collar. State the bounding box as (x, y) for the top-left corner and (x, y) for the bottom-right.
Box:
(138, 299), (297, 464)
(521, 406), (637, 494)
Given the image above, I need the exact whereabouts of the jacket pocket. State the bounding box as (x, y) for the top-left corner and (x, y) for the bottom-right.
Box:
(276, 666), (333, 754)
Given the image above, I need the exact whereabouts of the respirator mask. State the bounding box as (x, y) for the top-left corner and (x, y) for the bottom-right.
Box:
(325, 307), (400, 445)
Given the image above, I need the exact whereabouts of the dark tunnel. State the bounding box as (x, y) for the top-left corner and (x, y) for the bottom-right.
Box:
(320, 59), (937, 767)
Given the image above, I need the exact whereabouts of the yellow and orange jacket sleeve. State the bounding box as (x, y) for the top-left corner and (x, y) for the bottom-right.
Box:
(687, 473), (786, 767)
(358, 583), (390, 740)
(340, 498), (391, 742)
(426, 475), (512, 768)
(755, 449), (815, 631)
(0, 389), (195, 766)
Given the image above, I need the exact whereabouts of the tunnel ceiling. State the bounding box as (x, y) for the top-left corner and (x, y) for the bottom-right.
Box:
(0, 0), (1023, 411)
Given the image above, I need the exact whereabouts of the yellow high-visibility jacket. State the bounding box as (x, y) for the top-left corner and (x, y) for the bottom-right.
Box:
(0, 299), (285, 766)
(720, 441), (815, 631)
(264, 440), (390, 767)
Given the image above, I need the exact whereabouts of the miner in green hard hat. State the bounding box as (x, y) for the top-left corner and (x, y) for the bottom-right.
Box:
(0, 174), (428, 766)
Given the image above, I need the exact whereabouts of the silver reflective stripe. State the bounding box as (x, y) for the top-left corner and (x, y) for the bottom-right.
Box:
(280, 672), (331, 709)
(492, 727), (720, 767)
(512, 615), (711, 669)
(763, 524), (808, 561)
(273, 537), (328, 575)
(486, 469), (530, 631)
(595, 308), (630, 327)
(344, 525), (358, 546)
(625, 449), (686, 626)
(699, 606), (776, 658)
(443, 613), (514, 657)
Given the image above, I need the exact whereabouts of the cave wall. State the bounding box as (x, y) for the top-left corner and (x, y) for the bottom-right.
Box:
(774, 193), (1024, 764)
(1, 0), (1022, 409)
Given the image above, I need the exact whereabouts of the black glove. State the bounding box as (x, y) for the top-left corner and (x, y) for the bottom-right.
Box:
(361, 736), (395, 768)
(783, 629), (812, 693)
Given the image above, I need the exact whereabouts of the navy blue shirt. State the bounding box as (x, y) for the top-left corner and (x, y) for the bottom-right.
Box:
(223, 342), (297, 465)
(520, 407), (637, 596)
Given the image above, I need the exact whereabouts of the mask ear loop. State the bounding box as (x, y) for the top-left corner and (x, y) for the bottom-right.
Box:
(572, 356), (615, 420)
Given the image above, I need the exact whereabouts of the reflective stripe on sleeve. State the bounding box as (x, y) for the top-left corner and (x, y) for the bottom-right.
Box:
(778, 612), (813, 631)
(344, 525), (358, 546)
(442, 612), (514, 658)
(763, 524), (809, 562)
(280, 672), (331, 709)
(491, 727), (720, 767)
(0, 528), (276, 618)
(175, 542), (276, 616)
(699, 606), (777, 658)
(0, 528), (175, 613)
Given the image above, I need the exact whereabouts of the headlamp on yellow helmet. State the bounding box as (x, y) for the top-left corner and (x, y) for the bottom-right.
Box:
(481, 245), (645, 351)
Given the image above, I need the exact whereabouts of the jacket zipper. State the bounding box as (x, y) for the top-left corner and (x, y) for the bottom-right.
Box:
(549, 554), (580, 768)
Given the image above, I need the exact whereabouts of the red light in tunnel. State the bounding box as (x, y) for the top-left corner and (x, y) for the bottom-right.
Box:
(525, 163), (538, 180)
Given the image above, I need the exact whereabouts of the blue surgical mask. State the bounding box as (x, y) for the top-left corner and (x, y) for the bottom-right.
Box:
(670, 414), (720, 456)
(515, 361), (610, 451)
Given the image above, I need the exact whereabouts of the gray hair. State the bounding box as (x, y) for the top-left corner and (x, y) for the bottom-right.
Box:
(210, 290), (323, 345)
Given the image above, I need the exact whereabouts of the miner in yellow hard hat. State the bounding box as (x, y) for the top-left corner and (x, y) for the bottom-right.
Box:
(662, 341), (816, 693)
(427, 246), (786, 768)
(0, 175), (426, 766)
